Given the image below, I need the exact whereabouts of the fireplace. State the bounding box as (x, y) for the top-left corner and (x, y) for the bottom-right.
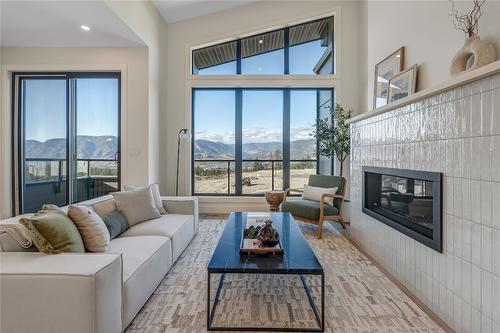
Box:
(362, 166), (442, 252)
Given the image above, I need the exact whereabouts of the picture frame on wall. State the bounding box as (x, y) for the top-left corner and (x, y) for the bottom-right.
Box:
(373, 47), (404, 109)
(387, 65), (418, 103)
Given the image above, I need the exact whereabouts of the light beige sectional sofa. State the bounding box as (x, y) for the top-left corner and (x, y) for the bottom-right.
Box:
(0, 195), (199, 333)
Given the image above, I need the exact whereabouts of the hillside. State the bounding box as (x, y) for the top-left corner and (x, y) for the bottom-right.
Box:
(25, 136), (118, 159)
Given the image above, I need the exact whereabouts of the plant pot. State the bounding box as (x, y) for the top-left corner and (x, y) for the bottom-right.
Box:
(450, 36), (496, 75)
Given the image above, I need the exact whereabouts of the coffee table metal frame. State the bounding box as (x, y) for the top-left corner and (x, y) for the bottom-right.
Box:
(206, 212), (325, 332)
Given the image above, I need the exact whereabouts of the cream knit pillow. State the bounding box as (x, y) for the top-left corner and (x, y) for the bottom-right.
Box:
(302, 185), (338, 206)
(68, 205), (110, 252)
(124, 183), (167, 214)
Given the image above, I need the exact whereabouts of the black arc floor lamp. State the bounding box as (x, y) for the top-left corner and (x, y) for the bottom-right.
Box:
(176, 128), (191, 196)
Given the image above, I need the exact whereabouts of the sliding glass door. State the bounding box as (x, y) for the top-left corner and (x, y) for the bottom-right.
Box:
(14, 73), (121, 214)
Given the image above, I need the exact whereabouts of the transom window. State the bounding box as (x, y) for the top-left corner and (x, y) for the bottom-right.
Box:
(192, 16), (334, 75)
(192, 88), (333, 196)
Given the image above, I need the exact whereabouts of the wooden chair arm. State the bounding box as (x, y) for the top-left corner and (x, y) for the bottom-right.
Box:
(283, 188), (303, 201)
(320, 193), (345, 208)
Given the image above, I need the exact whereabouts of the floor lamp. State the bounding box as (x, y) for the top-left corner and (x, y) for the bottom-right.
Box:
(176, 128), (191, 196)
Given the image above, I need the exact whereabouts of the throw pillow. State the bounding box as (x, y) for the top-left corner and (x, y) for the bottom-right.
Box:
(124, 183), (167, 214)
(68, 205), (110, 252)
(112, 187), (161, 226)
(302, 185), (338, 206)
(101, 211), (129, 239)
(19, 210), (85, 254)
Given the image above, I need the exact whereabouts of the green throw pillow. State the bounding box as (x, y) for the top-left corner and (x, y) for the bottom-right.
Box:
(20, 209), (85, 254)
(101, 211), (129, 239)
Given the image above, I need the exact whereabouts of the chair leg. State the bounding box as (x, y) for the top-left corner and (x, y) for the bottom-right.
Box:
(317, 217), (323, 239)
(338, 216), (347, 229)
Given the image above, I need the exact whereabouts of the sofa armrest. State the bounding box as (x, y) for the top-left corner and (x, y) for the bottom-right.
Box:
(161, 196), (199, 233)
(0, 252), (123, 333)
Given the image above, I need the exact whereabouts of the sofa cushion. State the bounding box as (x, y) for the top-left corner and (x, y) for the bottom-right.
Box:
(124, 184), (167, 215)
(20, 210), (85, 254)
(108, 236), (172, 327)
(118, 214), (194, 262)
(101, 211), (129, 239)
(68, 205), (110, 252)
(112, 188), (161, 226)
(281, 199), (339, 221)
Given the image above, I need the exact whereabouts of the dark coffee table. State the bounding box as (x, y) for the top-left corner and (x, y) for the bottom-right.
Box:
(207, 212), (324, 332)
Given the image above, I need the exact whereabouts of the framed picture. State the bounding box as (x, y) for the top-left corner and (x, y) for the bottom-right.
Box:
(387, 65), (417, 103)
(373, 47), (404, 109)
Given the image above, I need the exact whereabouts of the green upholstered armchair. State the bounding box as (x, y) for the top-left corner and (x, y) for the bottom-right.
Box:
(281, 174), (347, 239)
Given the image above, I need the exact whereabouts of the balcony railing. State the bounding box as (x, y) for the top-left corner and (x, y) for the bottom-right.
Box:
(22, 158), (119, 213)
(193, 159), (317, 195)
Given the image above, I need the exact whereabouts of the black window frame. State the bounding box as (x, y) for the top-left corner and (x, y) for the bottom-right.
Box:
(191, 87), (334, 196)
(191, 16), (334, 75)
(12, 71), (122, 215)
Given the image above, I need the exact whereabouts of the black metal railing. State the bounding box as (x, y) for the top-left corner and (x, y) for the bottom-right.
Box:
(193, 158), (316, 195)
(22, 158), (119, 212)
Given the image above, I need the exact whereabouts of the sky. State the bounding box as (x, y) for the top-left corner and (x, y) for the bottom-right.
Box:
(24, 78), (119, 142)
(195, 40), (332, 144)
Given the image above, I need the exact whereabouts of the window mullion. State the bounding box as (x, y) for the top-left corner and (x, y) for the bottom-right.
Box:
(284, 27), (289, 75)
(236, 39), (242, 75)
(283, 89), (290, 190)
(235, 88), (243, 195)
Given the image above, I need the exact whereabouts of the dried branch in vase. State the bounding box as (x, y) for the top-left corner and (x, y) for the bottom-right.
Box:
(449, 0), (486, 38)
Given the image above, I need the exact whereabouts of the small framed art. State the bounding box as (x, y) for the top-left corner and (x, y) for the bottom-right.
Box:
(373, 47), (404, 109)
(387, 64), (417, 103)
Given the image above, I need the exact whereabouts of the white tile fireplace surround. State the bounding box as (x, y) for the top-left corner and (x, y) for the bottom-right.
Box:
(349, 66), (500, 333)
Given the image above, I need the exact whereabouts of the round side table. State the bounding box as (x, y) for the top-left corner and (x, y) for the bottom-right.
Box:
(265, 190), (285, 212)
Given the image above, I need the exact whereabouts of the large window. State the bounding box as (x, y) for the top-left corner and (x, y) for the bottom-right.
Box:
(192, 88), (333, 196)
(191, 16), (334, 75)
(13, 73), (120, 214)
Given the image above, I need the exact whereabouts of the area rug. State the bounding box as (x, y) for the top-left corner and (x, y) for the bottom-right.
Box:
(125, 219), (444, 333)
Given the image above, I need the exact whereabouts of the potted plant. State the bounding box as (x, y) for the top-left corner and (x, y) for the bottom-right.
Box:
(312, 103), (352, 177)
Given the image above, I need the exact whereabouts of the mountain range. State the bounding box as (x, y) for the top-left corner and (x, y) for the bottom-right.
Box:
(25, 136), (316, 160)
(26, 136), (118, 159)
(194, 139), (316, 159)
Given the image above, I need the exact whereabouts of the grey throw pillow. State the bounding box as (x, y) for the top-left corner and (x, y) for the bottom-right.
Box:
(101, 211), (129, 239)
(112, 187), (161, 226)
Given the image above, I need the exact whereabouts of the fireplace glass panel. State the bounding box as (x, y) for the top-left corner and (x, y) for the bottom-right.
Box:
(365, 173), (434, 238)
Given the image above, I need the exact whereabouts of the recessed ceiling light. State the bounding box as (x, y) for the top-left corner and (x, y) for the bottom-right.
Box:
(80, 25), (90, 31)
(258, 39), (263, 44)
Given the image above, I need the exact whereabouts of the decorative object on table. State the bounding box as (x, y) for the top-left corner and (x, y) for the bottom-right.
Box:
(264, 190), (284, 211)
(240, 216), (282, 255)
(449, 0), (496, 75)
(312, 103), (352, 176)
(176, 128), (192, 196)
(282, 174), (347, 239)
(387, 65), (418, 103)
(256, 219), (280, 246)
(373, 47), (404, 109)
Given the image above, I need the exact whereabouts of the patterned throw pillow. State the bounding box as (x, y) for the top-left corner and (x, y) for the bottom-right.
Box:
(68, 205), (110, 252)
(20, 209), (85, 254)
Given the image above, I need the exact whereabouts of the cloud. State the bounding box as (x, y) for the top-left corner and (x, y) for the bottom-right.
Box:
(197, 126), (315, 144)
(290, 126), (314, 141)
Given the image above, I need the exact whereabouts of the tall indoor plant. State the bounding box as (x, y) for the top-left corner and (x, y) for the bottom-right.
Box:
(313, 103), (352, 177)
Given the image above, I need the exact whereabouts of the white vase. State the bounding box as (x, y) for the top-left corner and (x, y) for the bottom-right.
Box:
(450, 36), (496, 75)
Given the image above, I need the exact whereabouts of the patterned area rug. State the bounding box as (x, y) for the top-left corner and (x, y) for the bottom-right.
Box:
(125, 219), (444, 333)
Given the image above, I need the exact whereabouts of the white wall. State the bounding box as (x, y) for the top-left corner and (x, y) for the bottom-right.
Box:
(163, 1), (362, 210)
(105, 0), (168, 186)
(0, 47), (148, 218)
(360, 0), (500, 113)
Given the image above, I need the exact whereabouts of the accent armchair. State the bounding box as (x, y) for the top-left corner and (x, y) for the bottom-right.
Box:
(282, 174), (347, 239)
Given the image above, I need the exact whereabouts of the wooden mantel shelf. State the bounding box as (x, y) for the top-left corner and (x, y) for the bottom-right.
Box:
(348, 60), (500, 124)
